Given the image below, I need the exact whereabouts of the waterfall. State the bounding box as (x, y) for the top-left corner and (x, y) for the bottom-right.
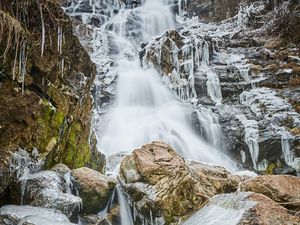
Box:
(64, 0), (236, 223)
(97, 0), (234, 169)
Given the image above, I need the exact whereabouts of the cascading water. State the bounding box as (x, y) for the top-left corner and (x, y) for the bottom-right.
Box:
(94, 0), (235, 223)
(64, 0), (236, 224)
(98, 0), (234, 170)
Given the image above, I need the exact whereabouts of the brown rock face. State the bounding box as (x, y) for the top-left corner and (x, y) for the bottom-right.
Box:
(0, 0), (100, 200)
(182, 192), (300, 225)
(71, 167), (116, 214)
(239, 193), (300, 225)
(239, 175), (300, 211)
(119, 141), (240, 224)
(181, 0), (285, 22)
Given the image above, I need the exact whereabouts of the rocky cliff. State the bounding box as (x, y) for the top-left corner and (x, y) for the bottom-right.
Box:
(142, 0), (300, 174)
(0, 0), (102, 203)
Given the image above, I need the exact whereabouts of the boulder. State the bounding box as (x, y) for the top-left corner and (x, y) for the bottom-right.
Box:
(238, 193), (300, 225)
(80, 215), (111, 225)
(239, 175), (300, 211)
(187, 161), (241, 194)
(18, 171), (64, 204)
(119, 141), (240, 224)
(71, 167), (116, 214)
(181, 192), (300, 225)
(51, 164), (71, 176)
(31, 189), (82, 221)
(0, 205), (75, 225)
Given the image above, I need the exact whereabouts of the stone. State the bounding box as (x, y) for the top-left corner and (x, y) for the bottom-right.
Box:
(0, 0), (97, 177)
(80, 215), (111, 225)
(51, 164), (71, 176)
(239, 175), (300, 211)
(31, 189), (82, 221)
(17, 171), (64, 204)
(0, 205), (75, 225)
(71, 167), (116, 214)
(187, 161), (241, 194)
(181, 192), (300, 225)
(119, 141), (240, 224)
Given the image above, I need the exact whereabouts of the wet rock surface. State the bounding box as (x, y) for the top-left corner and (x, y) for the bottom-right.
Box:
(182, 192), (300, 225)
(119, 141), (241, 223)
(0, 0), (102, 203)
(0, 205), (75, 225)
(80, 215), (112, 225)
(31, 189), (82, 221)
(71, 167), (116, 214)
(239, 175), (300, 211)
(142, 0), (300, 174)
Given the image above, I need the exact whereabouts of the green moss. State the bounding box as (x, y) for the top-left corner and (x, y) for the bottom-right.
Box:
(63, 122), (91, 169)
(36, 102), (65, 155)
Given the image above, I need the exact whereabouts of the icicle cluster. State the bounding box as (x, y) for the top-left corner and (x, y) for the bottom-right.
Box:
(143, 29), (222, 104)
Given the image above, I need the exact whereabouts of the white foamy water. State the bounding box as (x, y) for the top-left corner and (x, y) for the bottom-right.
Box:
(97, 0), (234, 170)
(181, 192), (257, 225)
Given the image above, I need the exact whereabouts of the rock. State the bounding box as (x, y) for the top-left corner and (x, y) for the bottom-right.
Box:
(238, 193), (300, 225)
(80, 215), (111, 225)
(51, 164), (71, 176)
(187, 161), (241, 194)
(119, 141), (240, 224)
(239, 175), (300, 211)
(18, 171), (64, 204)
(181, 192), (300, 225)
(31, 189), (82, 222)
(71, 167), (116, 214)
(0, 205), (75, 225)
(0, 0), (97, 176)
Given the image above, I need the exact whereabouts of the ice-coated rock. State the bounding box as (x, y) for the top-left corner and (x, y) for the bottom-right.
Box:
(31, 189), (82, 221)
(17, 171), (64, 204)
(0, 205), (75, 225)
(181, 192), (300, 225)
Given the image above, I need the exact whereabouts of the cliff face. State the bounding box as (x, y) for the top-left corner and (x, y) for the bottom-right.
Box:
(181, 0), (288, 21)
(0, 0), (100, 200)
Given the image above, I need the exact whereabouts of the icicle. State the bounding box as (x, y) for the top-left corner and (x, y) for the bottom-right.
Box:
(61, 58), (64, 78)
(37, 0), (45, 57)
(281, 133), (295, 166)
(236, 114), (260, 169)
(57, 25), (63, 54)
(17, 41), (28, 95)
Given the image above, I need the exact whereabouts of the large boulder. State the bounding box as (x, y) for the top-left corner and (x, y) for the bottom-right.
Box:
(31, 189), (82, 221)
(119, 141), (240, 224)
(239, 175), (300, 211)
(18, 171), (64, 204)
(0, 205), (75, 225)
(181, 192), (300, 225)
(71, 167), (116, 214)
(12, 170), (82, 221)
